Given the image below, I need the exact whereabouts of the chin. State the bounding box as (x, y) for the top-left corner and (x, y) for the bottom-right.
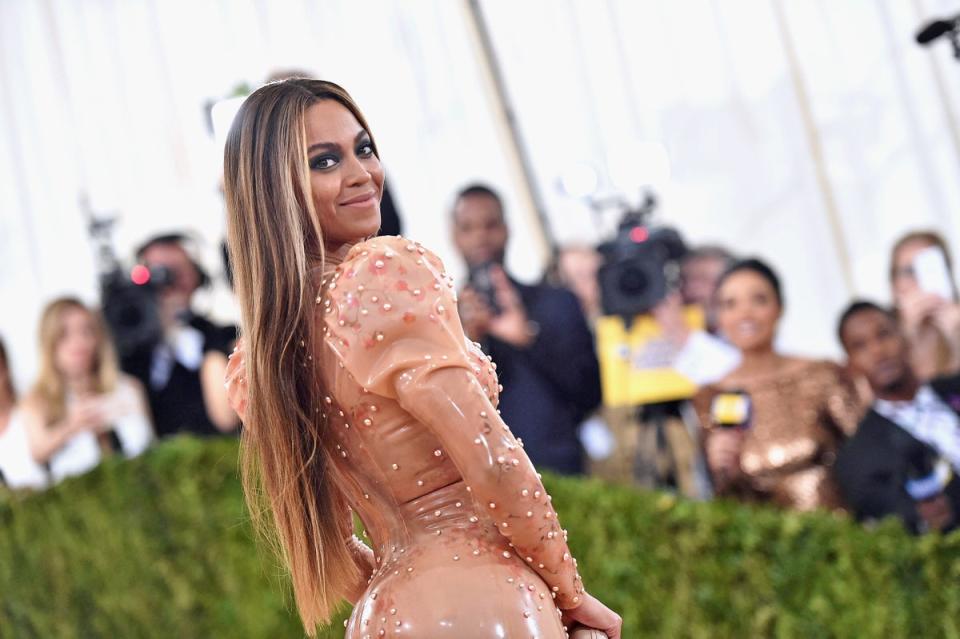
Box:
(730, 336), (773, 353)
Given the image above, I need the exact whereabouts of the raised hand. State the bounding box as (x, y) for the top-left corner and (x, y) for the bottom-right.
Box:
(486, 266), (537, 348)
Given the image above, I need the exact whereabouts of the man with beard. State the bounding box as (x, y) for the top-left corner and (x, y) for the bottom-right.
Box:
(452, 184), (601, 475)
(836, 301), (960, 533)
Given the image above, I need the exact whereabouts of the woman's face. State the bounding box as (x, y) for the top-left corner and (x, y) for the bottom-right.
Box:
(54, 308), (98, 379)
(303, 100), (384, 248)
(716, 270), (782, 352)
(891, 238), (935, 305)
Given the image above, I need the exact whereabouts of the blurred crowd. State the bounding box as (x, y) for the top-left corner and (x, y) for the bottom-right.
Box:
(3, 180), (960, 538)
(0, 235), (241, 490)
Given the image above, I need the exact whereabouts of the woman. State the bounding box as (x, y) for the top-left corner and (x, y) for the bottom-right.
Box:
(0, 338), (14, 439)
(890, 231), (960, 381)
(693, 259), (860, 511)
(222, 79), (619, 638)
(0, 337), (49, 490)
(21, 298), (154, 483)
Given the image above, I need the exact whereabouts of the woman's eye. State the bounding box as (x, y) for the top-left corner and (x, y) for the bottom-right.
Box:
(309, 155), (338, 170)
(357, 142), (374, 157)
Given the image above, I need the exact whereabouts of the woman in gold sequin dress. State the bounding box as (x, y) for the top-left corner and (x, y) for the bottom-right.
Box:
(221, 79), (620, 638)
(693, 259), (861, 511)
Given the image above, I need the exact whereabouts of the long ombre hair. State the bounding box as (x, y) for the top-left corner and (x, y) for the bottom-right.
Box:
(29, 297), (118, 425)
(223, 78), (378, 633)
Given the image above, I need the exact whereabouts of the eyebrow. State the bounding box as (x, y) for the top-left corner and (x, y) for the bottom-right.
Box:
(307, 130), (369, 154)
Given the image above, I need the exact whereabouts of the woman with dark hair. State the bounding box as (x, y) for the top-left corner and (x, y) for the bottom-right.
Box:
(221, 79), (619, 638)
(693, 259), (860, 511)
(889, 230), (960, 381)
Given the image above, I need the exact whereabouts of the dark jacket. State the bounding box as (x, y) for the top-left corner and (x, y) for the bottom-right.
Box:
(835, 374), (960, 533)
(121, 315), (236, 438)
(481, 279), (602, 475)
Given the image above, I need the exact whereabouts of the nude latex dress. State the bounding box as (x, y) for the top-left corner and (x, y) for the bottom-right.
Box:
(227, 236), (584, 638)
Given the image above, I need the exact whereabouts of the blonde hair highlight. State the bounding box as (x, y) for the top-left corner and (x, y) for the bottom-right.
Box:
(223, 78), (378, 633)
(29, 297), (118, 425)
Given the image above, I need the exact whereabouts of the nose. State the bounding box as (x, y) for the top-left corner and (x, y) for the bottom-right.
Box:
(342, 153), (372, 188)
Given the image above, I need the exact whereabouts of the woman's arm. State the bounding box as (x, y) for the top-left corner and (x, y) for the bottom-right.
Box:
(112, 376), (156, 456)
(21, 398), (92, 464)
(201, 350), (241, 432)
(393, 364), (585, 609)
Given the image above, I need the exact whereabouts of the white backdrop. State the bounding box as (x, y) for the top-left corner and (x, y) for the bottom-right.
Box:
(2, 0), (960, 390)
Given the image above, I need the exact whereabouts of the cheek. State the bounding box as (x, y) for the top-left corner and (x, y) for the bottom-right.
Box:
(368, 158), (385, 190)
(54, 342), (75, 368)
(760, 303), (781, 327)
(311, 174), (342, 222)
(894, 276), (917, 298)
(716, 305), (736, 331)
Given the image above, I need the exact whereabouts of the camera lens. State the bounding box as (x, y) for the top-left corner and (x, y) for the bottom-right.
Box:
(618, 264), (650, 297)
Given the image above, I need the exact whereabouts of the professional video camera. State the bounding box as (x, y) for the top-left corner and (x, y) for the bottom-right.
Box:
(87, 212), (172, 359)
(596, 192), (687, 318)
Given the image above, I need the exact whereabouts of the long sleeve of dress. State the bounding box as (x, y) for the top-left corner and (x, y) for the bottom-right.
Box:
(322, 236), (585, 610)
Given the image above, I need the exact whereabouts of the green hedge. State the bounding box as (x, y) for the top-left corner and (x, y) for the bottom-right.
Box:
(2, 437), (960, 638)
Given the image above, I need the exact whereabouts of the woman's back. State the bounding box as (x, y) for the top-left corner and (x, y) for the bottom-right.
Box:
(315, 236), (583, 636)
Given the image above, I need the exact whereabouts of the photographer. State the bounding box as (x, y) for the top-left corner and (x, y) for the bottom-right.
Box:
(120, 234), (239, 437)
(655, 246), (741, 387)
(889, 231), (960, 381)
(453, 184), (602, 475)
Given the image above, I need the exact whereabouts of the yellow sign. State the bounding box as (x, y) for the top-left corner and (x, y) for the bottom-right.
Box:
(596, 306), (705, 406)
(710, 393), (750, 426)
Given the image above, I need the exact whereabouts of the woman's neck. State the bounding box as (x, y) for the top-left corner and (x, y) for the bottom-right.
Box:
(735, 346), (786, 377)
(323, 242), (354, 270)
(308, 241), (360, 290)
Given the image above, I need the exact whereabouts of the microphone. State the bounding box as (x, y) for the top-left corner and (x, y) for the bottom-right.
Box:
(916, 16), (959, 45)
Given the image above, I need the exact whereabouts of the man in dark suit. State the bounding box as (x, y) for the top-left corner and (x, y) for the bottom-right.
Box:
(835, 300), (960, 533)
(452, 184), (601, 475)
(121, 234), (240, 438)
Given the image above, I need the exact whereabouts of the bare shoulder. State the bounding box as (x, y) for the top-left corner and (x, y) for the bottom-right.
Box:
(19, 391), (43, 416)
(18, 391), (47, 427)
(796, 357), (846, 378)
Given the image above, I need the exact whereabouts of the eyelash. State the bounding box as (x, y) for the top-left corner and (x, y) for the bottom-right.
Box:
(309, 141), (375, 171)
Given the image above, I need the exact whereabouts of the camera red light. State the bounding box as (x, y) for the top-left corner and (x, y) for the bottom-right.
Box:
(130, 264), (151, 286)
